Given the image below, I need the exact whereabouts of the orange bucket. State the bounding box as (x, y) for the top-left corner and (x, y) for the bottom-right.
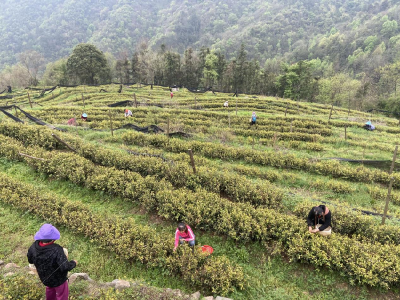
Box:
(201, 245), (214, 255)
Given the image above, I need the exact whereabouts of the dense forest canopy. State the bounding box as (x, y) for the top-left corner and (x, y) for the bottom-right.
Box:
(1, 0), (400, 113)
(1, 0), (399, 69)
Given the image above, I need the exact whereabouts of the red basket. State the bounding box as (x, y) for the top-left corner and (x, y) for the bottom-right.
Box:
(201, 245), (214, 255)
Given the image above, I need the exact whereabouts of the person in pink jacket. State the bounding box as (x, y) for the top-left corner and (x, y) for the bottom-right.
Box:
(174, 222), (195, 251)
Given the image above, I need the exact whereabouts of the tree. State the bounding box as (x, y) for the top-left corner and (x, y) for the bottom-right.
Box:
(42, 58), (69, 85)
(234, 43), (247, 92)
(203, 52), (218, 88)
(18, 50), (45, 86)
(66, 44), (111, 85)
(182, 48), (199, 88)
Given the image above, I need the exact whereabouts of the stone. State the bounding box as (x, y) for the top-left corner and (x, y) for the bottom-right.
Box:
(215, 297), (232, 300)
(3, 272), (14, 277)
(4, 263), (19, 270)
(0, 260), (4, 266)
(190, 291), (201, 300)
(68, 273), (92, 284)
(202, 297), (214, 300)
(103, 282), (116, 287)
(114, 279), (130, 290)
(28, 271), (36, 275)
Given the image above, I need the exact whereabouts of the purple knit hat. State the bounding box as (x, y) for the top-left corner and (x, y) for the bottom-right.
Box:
(34, 224), (60, 241)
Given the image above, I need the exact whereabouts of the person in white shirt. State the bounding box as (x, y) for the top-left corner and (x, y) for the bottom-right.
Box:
(124, 109), (132, 117)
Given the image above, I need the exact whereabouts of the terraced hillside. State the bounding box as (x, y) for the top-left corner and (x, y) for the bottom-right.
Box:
(1, 85), (400, 299)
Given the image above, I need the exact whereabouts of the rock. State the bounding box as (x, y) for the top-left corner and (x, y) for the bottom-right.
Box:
(0, 260), (4, 266)
(69, 273), (92, 284)
(190, 291), (201, 299)
(3, 272), (14, 277)
(202, 297), (214, 300)
(103, 282), (116, 288)
(173, 289), (182, 297)
(28, 271), (36, 275)
(215, 297), (232, 300)
(4, 263), (19, 270)
(114, 279), (130, 290)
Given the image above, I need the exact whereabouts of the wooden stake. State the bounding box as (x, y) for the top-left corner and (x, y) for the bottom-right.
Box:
(228, 111), (231, 128)
(19, 152), (45, 161)
(133, 93), (137, 108)
(290, 120), (293, 133)
(27, 92), (32, 108)
(285, 105), (288, 117)
(188, 149), (196, 173)
(328, 104), (333, 122)
(81, 93), (85, 107)
(195, 97), (197, 109)
(109, 109), (114, 136)
(382, 145), (398, 224)
(344, 126), (347, 140)
(14, 106), (18, 117)
(51, 134), (77, 152)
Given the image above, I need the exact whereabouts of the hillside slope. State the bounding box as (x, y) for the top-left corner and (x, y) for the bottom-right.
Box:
(0, 0), (399, 72)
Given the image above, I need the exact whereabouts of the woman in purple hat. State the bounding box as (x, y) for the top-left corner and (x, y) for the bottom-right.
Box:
(27, 224), (77, 300)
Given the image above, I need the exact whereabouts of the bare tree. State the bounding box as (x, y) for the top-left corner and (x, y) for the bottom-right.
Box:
(18, 50), (45, 86)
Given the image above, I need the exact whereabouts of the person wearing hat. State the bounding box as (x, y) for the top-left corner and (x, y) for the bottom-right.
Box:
(307, 205), (332, 236)
(173, 222), (195, 252)
(81, 113), (87, 121)
(124, 109), (132, 117)
(223, 101), (229, 108)
(27, 224), (77, 300)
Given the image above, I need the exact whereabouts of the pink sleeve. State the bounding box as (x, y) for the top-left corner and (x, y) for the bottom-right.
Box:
(186, 226), (195, 241)
(174, 229), (179, 248)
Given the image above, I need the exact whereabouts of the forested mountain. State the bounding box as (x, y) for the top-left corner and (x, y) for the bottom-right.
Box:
(1, 0), (400, 72)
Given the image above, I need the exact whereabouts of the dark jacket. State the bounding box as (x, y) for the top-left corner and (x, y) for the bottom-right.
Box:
(27, 241), (76, 288)
(306, 205), (332, 232)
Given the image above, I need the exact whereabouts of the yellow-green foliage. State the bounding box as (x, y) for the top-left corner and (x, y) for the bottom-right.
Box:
(0, 174), (244, 295)
(293, 201), (400, 245)
(0, 124), (284, 208)
(310, 179), (355, 193)
(369, 185), (400, 205)
(0, 274), (43, 299)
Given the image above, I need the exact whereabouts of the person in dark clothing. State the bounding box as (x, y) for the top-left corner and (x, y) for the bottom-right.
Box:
(307, 205), (332, 236)
(27, 224), (77, 300)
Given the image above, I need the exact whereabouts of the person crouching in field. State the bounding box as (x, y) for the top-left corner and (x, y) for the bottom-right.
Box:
(27, 224), (77, 300)
(174, 222), (195, 252)
(307, 205), (332, 236)
(124, 109), (132, 117)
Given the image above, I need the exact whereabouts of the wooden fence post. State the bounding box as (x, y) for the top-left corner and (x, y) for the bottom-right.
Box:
(108, 109), (114, 136)
(285, 105), (288, 117)
(328, 104), (333, 122)
(27, 92), (32, 108)
(81, 93), (85, 107)
(134, 93), (137, 108)
(345, 126), (347, 140)
(14, 105), (18, 117)
(290, 120), (293, 133)
(228, 110), (231, 128)
(382, 145), (399, 225)
(188, 149), (196, 173)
